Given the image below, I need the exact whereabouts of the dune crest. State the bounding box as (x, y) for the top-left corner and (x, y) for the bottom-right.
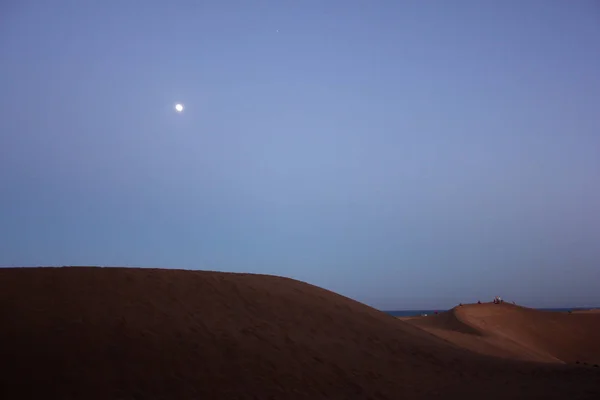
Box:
(408, 303), (600, 365)
(1, 267), (599, 399)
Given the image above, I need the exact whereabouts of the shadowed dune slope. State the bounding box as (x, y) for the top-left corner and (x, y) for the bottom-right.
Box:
(1, 267), (599, 400)
(408, 303), (600, 365)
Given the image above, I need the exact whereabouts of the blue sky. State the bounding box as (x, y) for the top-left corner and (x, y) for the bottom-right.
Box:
(1, 1), (599, 309)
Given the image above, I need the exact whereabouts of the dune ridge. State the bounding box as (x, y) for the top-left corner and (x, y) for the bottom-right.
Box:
(1, 266), (599, 399)
(407, 303), (600, 365)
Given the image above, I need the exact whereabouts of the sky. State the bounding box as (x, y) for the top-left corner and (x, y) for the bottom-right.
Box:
(1, 1), (599, 310)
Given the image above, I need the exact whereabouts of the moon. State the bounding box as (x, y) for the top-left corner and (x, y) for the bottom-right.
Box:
(175, 103), (184, 113)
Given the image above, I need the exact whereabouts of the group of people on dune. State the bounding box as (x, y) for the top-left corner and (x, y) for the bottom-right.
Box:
(472, 296), (505, 305)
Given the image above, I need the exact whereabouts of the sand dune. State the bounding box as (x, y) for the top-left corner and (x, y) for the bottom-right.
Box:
(407, 303), (600, 365)
(1, 267), (599, 399)
(573, 309), (600, 314)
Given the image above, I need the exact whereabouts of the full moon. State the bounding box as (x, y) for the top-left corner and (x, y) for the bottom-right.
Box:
(175, 103), (184, 113)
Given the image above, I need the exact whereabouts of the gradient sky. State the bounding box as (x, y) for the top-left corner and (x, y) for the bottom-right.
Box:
(1, 1), (599, 310)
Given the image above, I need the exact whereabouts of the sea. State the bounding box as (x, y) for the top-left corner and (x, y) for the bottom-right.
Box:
(384, 308), (594, 317)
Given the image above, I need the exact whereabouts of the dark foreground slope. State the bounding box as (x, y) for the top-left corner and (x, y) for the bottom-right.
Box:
(0, 267), (598, 399)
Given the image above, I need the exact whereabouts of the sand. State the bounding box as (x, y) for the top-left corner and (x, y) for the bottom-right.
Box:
(573, 309), (600, 314)
(407, 303), (600, 365)
(1, 267), (599, 399)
